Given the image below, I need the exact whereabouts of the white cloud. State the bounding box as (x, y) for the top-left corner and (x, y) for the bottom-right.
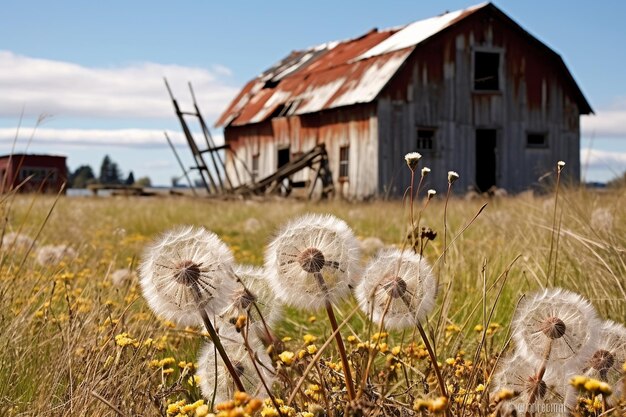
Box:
(141, 160), (175, 170)
(581, 148), (626, 170)
(581, 99), (626, 138)
(0, 127), (224, 148)
(0, 51), (239, 120)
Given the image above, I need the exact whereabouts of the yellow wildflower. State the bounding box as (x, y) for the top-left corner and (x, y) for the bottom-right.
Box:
(303, 334), (317, 344)
(571, 375), (587, 389)
(195, 404), (210, 417)
(493, 388), (515, 402)
(245, 398), (263, 414)
(429, 396), (448, 413)
(371, 332), (388, 341)
(261, 407), (279, 417)
(279, 351), (295, 365)
(413, 399), (429, 411)
(114, 332), (139, 348)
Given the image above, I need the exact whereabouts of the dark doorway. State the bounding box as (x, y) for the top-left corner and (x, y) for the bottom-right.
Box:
(475, 129), (497, 192)
(277, 147), (290, 169)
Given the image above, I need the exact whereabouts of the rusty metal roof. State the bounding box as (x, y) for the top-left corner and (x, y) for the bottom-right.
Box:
(216, 2), (591, 127)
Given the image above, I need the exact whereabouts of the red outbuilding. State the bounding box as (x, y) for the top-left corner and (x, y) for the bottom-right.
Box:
(0, 154), (68, 194)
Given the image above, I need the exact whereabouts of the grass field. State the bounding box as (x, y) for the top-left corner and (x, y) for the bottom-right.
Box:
(0, 184), (624, 416)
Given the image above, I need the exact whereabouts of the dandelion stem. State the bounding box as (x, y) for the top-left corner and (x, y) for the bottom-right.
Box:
(324, 300), (356, 401)
(313, 271), (356, 401)
(443, 182), (452, 264)
(525, 340), (553, 417)
(357, 295), (393, 399)
(195, 295), (246, 393)
(546, 164), (563, 286)
(287, 304), (361, 406)
(240, 324), (284, 417)
(416, 321), (448, 401)
(409, 168), (417, 245)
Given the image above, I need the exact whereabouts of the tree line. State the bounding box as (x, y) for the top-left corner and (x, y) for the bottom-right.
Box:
(68, 155), (151, 189)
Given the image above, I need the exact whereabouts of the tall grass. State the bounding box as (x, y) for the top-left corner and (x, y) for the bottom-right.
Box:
(0, 185), (624, 415)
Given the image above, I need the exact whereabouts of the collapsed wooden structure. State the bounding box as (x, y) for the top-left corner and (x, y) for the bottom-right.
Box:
(165, 79), (334, 199)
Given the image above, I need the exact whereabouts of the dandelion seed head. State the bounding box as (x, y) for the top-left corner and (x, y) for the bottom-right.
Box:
(557, 161), (566, 168)
(2, 232), (34, 252)
(265, 214), (361, 311)
(492, 353), (576, 414)
(217, 264), (282, 340)
(447, 171), (459, 184)
(355, 249), (436, 330)
(512, 288), (599, 366)
(427, 189), (436, 200)
(581, 320), (626, 404)
(405, 152), (422, 170)
(36, 245), (77, 266)
(421, 167), (431, 177)
(109, 268), (136, 287)
(540, 316), (567, 339)
(196, 336), (275, 404)
(139, 225), (238, 327)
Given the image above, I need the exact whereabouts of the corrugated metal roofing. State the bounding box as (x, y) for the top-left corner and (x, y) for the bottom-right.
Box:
(216, 2), (591, 127)
(216, 26), (407, 127)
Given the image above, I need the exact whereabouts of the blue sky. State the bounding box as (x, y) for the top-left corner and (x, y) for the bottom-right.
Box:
(1, 0), (625, 185)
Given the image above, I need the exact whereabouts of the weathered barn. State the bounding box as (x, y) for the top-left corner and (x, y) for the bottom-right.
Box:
(0, 154), (67, 194)
(216, 2), (592, 198)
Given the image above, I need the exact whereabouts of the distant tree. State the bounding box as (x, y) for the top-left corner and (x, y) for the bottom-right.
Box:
(125, 171), (135, 185)
(70, 165), (95, 188)
(135, 176), (152, 187)
(99, 155), (122, 184)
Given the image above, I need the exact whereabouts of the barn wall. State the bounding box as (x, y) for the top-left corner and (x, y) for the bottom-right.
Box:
(378, 9), (584, 194)
(0, 155), (67, 194)
(224, 103), (379, 199)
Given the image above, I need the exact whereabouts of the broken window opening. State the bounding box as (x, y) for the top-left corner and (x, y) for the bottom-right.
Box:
(339, 146), (349, 180)
(474, 51), (500, 91)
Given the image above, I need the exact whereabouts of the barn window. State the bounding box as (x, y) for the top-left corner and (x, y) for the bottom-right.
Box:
(19, 167), (57, 182)
(474, 51), (500, 91)
(339, 146), (349, 180)
(416, 128), (436, 151)
(526, 133), (548, 148)
(251, 154), (259, 181)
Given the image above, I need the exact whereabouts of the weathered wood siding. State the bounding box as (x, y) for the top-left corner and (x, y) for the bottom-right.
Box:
(224, 103), (379, 199)
(377, 10), (583, 194)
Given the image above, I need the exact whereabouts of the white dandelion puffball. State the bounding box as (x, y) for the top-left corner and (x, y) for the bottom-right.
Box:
(109, 268), (137, 287)
(36, 245), (77, 266)
(512, 289), (599, 366)
(265, 213), (361, 311)
(139, 225), (238, 327)
(355, 248), (437, 330)
(197, 337), (275, 404)
(217, 264), (282, 339)
(582, 320), (626, 403)
(404, 152), (422, 170)
(2, 232), (34, 252)
(492, 353), (576, 416)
